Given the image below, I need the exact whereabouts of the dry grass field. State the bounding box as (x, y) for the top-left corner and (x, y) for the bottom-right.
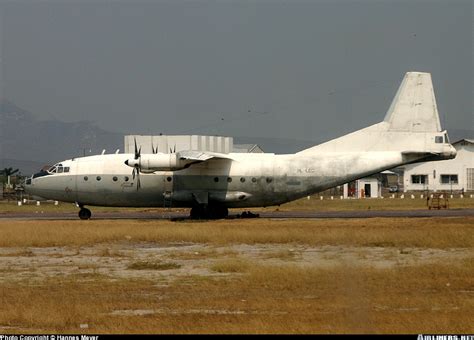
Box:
(0, 211), (473, 334)
(2, 195), (473, 214)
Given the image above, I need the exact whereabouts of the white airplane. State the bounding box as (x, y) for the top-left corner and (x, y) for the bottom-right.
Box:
(25, 72), (457, 219)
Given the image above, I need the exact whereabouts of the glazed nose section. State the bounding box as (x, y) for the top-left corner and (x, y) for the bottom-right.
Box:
(24, 175), (35, 195)
(24, 170), (50, 195)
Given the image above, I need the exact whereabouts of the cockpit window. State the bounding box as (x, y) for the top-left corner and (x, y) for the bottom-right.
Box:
(444, 133), (449, 144)
(48, 163), (68, 174)
(435, 136), (443, 144)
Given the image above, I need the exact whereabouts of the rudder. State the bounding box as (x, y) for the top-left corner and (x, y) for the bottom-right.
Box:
(383, 72), (442, 132)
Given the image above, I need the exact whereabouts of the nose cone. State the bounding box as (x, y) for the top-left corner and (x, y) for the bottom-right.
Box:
(23, 176), (38, 197)
(24, 171), (50, 197)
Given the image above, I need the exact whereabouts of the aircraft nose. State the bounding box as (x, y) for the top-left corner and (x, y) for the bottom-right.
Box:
(23, 176), (35, 195)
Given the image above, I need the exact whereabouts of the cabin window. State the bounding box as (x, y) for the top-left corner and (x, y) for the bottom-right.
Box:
(96, 176), (101, 181)
(124, 176), (129, 182)
(251, 177), (257, 183)
(214, 177), (219, 183)
(266, 177), (273, 183)
(166, 176), (172, 182)
(411, 175), (428, 184)
(440, 174), (458, 184)
(112, 176), (118, 182)
(435, 136), (443, 143)
(84, 176), (88, 181)
(227, 177), (232, 183)
(240, 177), (246, 183)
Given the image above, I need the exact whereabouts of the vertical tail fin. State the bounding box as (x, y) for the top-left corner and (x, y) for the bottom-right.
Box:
(298, 71), (453, 155)
(384, 72), (442, 132)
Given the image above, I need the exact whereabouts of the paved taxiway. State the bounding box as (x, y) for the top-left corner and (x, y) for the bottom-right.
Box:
(1, 208), (473, 220)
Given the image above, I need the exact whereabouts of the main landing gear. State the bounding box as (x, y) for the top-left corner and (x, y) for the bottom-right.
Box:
(190, 205), (228, 220)
(77, 204), (92, 220)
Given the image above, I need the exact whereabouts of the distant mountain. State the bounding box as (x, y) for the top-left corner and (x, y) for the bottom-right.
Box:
(1, 100), (472, 175)
(0, 100), (122, 175)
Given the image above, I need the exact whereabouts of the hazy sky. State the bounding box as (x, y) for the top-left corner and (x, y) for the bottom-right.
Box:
(1, 0), (472, 142)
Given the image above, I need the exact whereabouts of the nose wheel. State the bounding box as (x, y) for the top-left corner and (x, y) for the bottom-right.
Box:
(78, 207), (92, 220)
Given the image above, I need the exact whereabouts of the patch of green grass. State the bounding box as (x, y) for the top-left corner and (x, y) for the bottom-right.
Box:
(127, 261), (181, 271)
(211, 259), (251, 273)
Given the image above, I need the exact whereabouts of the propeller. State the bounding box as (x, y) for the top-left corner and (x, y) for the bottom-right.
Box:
(152, 142), (158, 154)
(131, 138), (141, 190)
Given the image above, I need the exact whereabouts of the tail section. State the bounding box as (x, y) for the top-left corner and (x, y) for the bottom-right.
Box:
(384, 72), (442, 132)
(298, 71), (456, 161)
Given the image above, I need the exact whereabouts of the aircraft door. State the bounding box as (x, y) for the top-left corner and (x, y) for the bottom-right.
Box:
(163, 171), (174, 207)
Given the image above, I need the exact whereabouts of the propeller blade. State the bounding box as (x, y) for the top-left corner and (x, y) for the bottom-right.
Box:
(134, 138), (141, 160)
(136, 173), (141, 190)
(134, 138), (138, 159)
(132, 164), (141, 190)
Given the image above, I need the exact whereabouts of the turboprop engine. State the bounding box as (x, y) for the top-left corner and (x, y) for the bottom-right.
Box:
(125, 153), (193, 172)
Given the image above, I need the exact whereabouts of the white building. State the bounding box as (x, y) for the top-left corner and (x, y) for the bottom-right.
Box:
(403, 139), (474, 193)
(232, 144), (264, 153)
(343, 176), (381, 198)
(124, 135), (264, 154)
(125, 135), (233, 154)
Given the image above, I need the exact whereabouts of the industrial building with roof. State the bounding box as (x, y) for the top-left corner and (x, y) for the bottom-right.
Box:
(124, 135), (263, 154)
(403, 139), (474, 193)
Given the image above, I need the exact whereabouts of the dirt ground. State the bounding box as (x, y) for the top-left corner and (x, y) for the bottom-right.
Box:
(0, 217), (473, 334)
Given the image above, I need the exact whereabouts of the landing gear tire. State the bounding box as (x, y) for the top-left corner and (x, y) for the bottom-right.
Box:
(78, 208), (92, 220)
(190, 205), (228, 220)
(209, 206), (228, 219)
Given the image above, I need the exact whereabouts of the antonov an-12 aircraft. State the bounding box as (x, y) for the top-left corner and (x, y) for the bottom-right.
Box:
(25, 72), (457, 219)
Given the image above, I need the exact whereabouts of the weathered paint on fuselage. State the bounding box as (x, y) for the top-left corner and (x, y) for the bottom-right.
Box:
(25, 150), (413, 208)
(24, 72), (459, 209)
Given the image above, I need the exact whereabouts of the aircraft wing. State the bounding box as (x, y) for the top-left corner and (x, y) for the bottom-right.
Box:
(177, 150), (234, 162)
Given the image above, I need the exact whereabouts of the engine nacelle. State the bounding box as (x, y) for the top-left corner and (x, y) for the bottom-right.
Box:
(125, 154), (192, 172)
